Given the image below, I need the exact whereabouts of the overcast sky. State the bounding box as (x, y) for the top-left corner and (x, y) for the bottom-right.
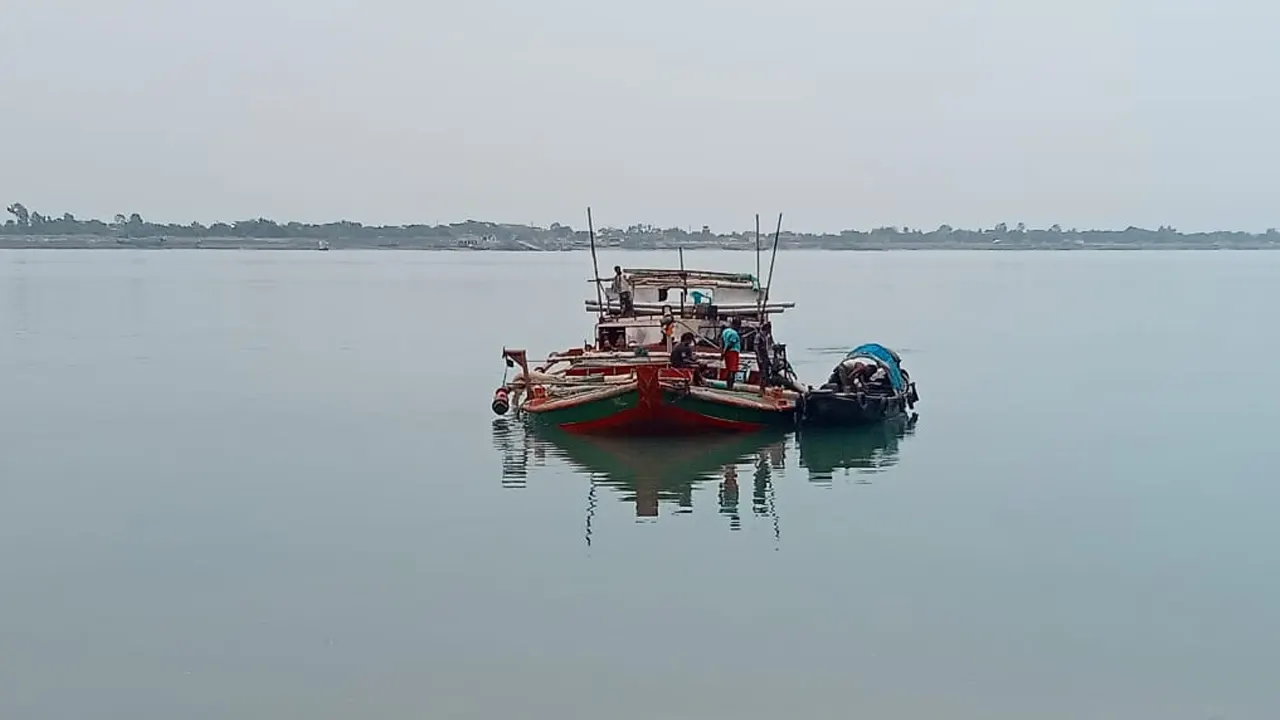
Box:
(1, 0), (1275, 232)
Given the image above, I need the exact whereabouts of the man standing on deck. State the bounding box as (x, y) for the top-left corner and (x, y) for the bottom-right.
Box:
(660, 305), (676, 352)
(611, 266), (634, 316)
(721, 317), (742, 389)
(754, 321), (774, 387)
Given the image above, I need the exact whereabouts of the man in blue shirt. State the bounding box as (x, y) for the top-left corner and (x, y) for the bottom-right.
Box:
(720, 317), (742, 389)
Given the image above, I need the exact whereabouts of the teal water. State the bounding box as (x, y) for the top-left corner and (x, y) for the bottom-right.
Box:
(1, 249), (1277, 719)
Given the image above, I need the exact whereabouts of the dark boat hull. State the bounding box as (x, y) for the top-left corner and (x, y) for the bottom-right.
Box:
(799, 388), (910, 428)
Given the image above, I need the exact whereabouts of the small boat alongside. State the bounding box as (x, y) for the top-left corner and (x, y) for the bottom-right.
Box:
(798, 343), (920, 428)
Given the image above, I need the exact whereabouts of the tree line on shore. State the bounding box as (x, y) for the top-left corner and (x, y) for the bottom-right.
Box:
(4, 202), (1277, 247)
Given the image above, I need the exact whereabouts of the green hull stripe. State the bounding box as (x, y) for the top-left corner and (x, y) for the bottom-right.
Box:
(529, 388), (792, 427)
(667, 392), (793, 426)
(530, 390), (640, 425)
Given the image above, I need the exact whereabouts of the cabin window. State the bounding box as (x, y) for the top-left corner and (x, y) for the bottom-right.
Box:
(658, 288), (669, 302)
(597, 327), (626, 349)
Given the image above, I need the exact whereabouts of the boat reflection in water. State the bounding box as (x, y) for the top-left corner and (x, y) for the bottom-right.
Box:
(797, 413), (918, 484)
(493, 415), (918, 543)
(493, 419), (789, 536)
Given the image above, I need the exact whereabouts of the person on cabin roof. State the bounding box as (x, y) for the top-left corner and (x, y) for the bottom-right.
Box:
(611, 266), (634, 316)
(721, 317), (742, 389)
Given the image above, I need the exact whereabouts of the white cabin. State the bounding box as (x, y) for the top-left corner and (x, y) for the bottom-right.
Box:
(588, 268), (792, 351)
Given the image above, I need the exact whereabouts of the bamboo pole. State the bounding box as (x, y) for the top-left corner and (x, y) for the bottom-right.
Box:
(755, 213), (761, 302)
(586, 301), (793, 311)
(587, 207), (603, 319)
(762, 213), (783, 310)
(678, 246), (686, 318)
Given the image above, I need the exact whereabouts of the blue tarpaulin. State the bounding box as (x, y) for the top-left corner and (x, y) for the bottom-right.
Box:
(847, 343), (905, 390)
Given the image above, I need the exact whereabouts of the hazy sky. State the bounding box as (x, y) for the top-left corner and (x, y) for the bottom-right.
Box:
(1, 0), (1276, 232)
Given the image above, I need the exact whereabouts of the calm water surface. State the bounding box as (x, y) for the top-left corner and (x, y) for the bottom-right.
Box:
(1, 249), (1278, 719)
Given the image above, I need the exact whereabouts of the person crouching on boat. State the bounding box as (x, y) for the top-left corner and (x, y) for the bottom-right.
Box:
(671, 332), (698, 369)
(835, 357), (879, 392)
(860, 364), (890, 391)
(721, 318), (743, 389)
(670, 332), (708, 383)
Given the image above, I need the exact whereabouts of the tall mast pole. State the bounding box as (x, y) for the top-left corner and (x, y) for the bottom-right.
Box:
(587, 207), (603, 318)
(762, 213), (783, 311)
(755, 213), (761, 287)
(678, 246), (686, 317)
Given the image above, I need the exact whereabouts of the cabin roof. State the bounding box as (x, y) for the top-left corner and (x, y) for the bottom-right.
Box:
(592, 305), (787, 324)
(593, 267), (760, 289)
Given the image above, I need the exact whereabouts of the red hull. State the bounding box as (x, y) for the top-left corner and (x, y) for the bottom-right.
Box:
(560, 403), (763, 435)
(544, 365), (788, 436)
(505, 349), (793, 437)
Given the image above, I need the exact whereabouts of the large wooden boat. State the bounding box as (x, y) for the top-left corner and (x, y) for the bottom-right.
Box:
(500, 350), (797, 434)
(493, 266), (803, 435)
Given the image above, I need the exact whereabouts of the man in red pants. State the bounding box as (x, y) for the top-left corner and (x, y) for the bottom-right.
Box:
(720, 317), (742, 389)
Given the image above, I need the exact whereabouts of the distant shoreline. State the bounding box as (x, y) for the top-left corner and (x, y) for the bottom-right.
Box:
(1, 236), (1277, 251)
(4, 203), (1278, 250)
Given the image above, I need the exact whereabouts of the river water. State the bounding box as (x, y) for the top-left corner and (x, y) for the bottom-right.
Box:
(2, 249), (1277, 719)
